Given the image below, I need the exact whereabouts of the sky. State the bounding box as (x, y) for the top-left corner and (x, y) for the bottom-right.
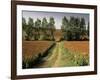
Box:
(22, 10), (89, 29)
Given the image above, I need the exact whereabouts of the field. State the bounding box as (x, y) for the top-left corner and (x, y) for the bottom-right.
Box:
(63, 41), (89, 55)
(22, 40), (89, 68)
(22, 41), (54, 69)
(54, 29), (62, 41)
(60, 41), (89, 67)
(22, 41), (54, 58)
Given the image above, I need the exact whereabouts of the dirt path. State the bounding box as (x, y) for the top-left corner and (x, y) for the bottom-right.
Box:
(53, 42), (62, 67)
(36, 42), (62, 68)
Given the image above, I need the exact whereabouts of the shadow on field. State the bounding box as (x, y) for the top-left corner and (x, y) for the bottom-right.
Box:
(22, 43), (56, 69)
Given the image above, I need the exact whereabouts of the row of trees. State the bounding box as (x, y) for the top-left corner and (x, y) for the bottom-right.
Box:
(22, 16), (89, 41)
(61, 16), (89, 41)
(22, 17), (55, 41)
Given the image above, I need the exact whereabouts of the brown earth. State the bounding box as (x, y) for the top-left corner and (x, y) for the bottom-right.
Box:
(54, 29), (62, 41)
(22, 41), (54, 59)
(63, 41), (89, 55)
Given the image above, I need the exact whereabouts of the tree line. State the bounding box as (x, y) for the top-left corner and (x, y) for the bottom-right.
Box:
(22, 16), (89, 41)
(22, 17), (55, 41)
(61, 16), (89, 41)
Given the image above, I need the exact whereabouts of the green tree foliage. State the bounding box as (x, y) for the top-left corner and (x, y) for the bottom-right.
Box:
(41, 17), (48, 40)
(80, 18), (86, 36)
(26, 17), (34, 40)
(22, 17), (27, 30)
(48, 17), (56, 40)
(35, 19), (41, 40)
(72, 17), (81, 40)
(22, 16), (89, 41)
(61, 16), (89, 41)
(37, 19), (41, 40)
(22, 17), (27, 40)
(61, 16), (69, 40)
(22, 17), (56, 41)
(42, 17), (48, 29)
(80, 18), (85, 28)
(87, 22), (89, 37)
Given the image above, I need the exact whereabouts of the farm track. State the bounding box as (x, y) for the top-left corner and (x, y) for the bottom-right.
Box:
(53, 43), (62, 67)
(36, 43), (58, 67)
(36, 42), (62, 67)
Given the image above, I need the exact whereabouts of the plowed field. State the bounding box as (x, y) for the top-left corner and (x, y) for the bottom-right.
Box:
(63, 41), (89, 55)
(22, 41), (54, 59)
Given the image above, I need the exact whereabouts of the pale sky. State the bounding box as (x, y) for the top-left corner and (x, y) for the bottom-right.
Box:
(22, 10), (89, 29)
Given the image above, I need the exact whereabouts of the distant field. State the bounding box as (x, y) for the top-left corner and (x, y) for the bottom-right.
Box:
(54, 29), (62, 41)
(22, 41), (54, 59)
(63, 41), (89, 55)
